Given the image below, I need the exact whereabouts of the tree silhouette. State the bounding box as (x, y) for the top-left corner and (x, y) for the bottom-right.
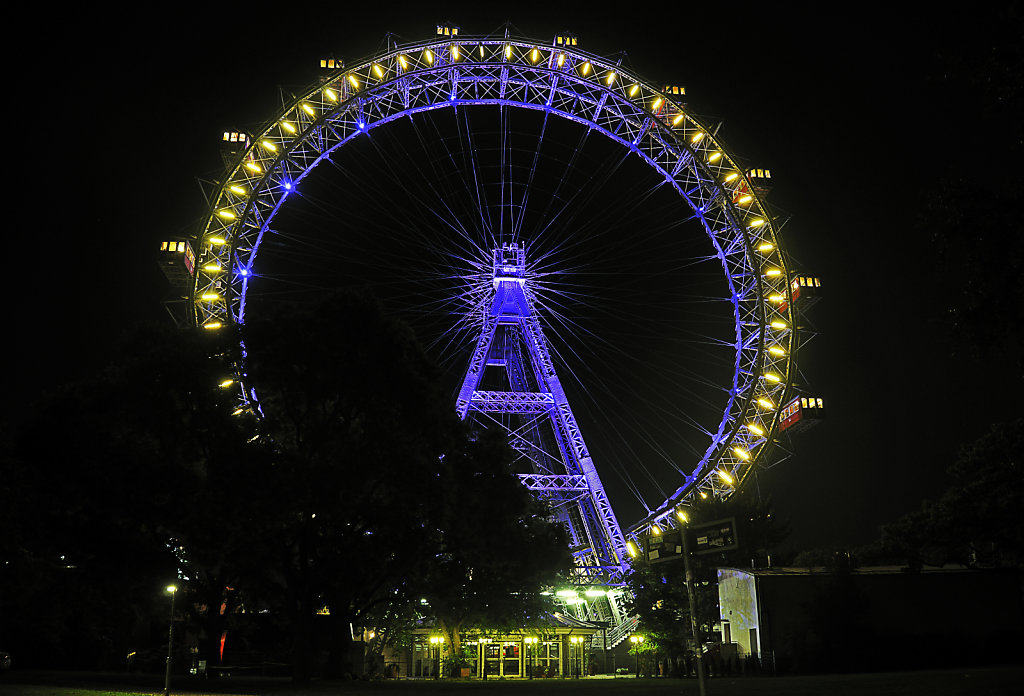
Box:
(416, 427), (571, 666)
(881, 418), (1024, 568)
(625, 490), (789, 676)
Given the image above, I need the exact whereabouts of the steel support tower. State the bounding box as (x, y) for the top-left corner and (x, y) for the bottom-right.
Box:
(455, 243), (634, 637)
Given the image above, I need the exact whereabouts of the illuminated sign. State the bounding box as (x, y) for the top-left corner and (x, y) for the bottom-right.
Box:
(692, 517), (738, 555)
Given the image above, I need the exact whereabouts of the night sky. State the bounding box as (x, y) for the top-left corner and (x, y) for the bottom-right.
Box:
(16, 5), (1021, 552)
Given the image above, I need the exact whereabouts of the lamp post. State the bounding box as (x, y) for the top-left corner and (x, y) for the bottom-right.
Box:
(479, 637), (490, 680)
(429, 636), (442, 679)
(569, 636), (583, 678)
(524, 636), (538, 679)
(163, 585), (177, 696)
(630, 634), (644, 678)
(678, 510), (708, 696)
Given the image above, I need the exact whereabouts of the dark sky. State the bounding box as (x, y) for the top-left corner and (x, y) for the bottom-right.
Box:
(15, 5), (1022, 551)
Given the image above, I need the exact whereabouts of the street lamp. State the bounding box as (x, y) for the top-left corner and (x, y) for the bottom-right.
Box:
(479, 637), (491, 680)
(569, 636), (583, 679)
(677, 509), (708, 696)
(630, 634), (645, 678)
(163, 585), (177, 696)
(429, 635), (442, 679)
(523, 636), (538, 679)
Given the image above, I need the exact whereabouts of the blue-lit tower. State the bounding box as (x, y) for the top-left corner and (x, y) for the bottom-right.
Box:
(456, 243), (633, 636)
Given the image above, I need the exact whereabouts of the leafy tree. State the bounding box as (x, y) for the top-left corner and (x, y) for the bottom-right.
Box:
(182, 290), (572, 678)
(416, 427), (572, 664)
(924, 8), (1024, 380)
(186, 290), (464, 679)
(3, 290), (577, 680)
(881, 418), (1024, 568)
(0, 322), (244, 668)
(625, 490), (789, 676)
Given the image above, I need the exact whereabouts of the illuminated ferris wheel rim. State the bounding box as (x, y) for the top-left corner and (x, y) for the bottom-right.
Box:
(191, 28), (797, 536)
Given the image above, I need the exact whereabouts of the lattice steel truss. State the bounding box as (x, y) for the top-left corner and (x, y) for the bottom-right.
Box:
(458, 242), (628, 581)
(191, 28), (796, 551)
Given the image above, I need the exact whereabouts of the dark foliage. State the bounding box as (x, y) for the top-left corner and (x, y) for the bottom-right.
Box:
(880, 419), (1024, 569)
(624, 491), (789, 676)
(0, 290), (570, 678)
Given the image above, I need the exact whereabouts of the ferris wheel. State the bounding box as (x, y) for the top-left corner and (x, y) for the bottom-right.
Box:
(184, 25), (814, 562)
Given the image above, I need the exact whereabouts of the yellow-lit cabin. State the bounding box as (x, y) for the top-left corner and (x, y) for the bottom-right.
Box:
(779, 395), (825, 434)
(158, 239), (195, 288)
(220, 131), (250, 169)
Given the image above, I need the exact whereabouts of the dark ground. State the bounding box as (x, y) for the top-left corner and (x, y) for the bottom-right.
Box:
(2, 666), (1023, 696)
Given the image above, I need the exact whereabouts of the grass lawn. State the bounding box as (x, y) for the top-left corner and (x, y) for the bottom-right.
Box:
(2, 666), (1022, 696)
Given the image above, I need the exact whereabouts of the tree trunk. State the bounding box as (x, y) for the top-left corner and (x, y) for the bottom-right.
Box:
(290, 607), (314, 683)
(438, 618), (464, 676)
(324, 614), (359, 678)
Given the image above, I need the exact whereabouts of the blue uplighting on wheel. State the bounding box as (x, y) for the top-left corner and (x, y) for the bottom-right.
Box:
(205, 31), (801, 541)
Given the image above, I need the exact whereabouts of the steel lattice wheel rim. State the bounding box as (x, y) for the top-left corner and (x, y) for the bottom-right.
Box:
(192, 32), (796, 537)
